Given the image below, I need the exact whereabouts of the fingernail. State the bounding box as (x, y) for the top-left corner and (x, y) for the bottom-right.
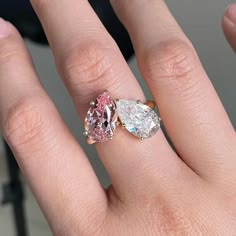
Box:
(225, 4), (236, 24)
(0, 18), (10, 39)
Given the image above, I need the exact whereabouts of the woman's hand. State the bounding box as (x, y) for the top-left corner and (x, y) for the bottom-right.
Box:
(0, 1), (236, 235)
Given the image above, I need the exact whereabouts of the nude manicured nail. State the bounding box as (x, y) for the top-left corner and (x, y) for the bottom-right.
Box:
(0, 18), (10, 39)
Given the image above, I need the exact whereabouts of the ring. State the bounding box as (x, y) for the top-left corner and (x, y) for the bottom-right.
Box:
(83, 90), (161, 144)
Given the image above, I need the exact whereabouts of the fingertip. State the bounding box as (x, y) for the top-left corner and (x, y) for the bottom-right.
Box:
(222, 4), (236, 52)
(224, 3), (236, 25)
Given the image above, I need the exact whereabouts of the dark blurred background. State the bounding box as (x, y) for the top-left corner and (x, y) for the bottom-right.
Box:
(0, 0), (134, 58)
(0, 0), (235, 235)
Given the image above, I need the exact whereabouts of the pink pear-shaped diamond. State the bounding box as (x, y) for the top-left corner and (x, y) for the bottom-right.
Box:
(84, 91), (117, 143)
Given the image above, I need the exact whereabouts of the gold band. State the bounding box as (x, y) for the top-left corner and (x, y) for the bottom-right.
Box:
(145, 100), (156, 110)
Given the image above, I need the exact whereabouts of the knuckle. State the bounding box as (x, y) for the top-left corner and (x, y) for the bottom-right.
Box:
(0, 25), (30, 67)
(3, 97), (50, 149)
(60, 42), (119, 102)
(0, 49), (24, 67)
(0, 37), (26, 67)
(142, 39), (197, 84)
(157, 203), (191, 234)
(138, 194), (202, 235)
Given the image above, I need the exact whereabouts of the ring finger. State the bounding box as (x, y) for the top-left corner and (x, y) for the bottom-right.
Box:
(30, 0), (190, 200)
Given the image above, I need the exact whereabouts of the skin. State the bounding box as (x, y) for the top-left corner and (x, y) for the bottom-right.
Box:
(0, 0), (236, 235)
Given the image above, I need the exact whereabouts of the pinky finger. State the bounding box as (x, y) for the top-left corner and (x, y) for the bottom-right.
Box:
(223, 4), (236, 52)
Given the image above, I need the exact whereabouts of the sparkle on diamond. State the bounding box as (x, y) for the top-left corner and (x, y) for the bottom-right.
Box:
(85, 92), (117, 143)
(116, 100), (160, 139)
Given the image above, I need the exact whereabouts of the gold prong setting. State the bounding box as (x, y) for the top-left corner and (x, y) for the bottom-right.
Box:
(115, 121), (121, 126)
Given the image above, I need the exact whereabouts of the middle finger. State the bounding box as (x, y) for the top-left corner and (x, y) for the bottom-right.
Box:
(111, 0), (236, 183)
(30, 0), (189, 200)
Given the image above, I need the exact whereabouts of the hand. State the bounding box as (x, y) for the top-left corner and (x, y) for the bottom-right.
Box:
(0, 1), (236, 235)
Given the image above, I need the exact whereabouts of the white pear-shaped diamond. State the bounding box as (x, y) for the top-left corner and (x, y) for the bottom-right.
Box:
(116, 100), (160, 139)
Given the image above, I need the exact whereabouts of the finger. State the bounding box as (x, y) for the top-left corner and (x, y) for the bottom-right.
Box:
(0, 19), (106, 235)
(111, 0), (236, 182)
(30, 0), (190, 201)
(223, 4), (236, 52)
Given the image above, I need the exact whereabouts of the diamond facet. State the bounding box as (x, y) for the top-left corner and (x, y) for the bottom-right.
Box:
(85, 91), (118, 143)
(116, 100), (160, 139)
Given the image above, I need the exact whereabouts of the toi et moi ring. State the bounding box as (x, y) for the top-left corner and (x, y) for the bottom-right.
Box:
(83, 90), (161, 144)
